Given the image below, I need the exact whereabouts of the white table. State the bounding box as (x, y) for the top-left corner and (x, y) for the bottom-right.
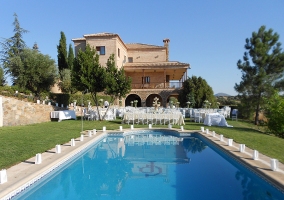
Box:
(123, 112), (185, 125)
(203, 113), (232, 127)
(50, 110), (76, 122)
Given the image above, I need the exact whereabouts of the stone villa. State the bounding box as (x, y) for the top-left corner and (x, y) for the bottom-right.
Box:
(72, 33), (190, 107)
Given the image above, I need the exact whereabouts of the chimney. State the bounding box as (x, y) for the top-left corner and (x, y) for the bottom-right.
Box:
(163, 38), (170, 61)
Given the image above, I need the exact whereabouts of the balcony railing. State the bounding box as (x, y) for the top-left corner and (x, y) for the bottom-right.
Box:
(131, 81), (183, 89)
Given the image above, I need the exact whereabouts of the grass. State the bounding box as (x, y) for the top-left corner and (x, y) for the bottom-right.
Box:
(0, 118), (283, 169)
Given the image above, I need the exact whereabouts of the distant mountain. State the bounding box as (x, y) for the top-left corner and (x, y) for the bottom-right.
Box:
(215, 93), (231, 97)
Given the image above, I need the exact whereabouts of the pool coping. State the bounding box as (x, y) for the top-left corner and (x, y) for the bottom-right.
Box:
(0, 128), (284, 199)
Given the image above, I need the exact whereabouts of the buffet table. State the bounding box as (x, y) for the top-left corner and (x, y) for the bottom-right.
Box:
(203, 113), (232, 127)
(50, 110), (76, 122)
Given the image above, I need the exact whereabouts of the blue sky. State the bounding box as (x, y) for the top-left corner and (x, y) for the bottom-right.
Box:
(1, 0), (284, 95)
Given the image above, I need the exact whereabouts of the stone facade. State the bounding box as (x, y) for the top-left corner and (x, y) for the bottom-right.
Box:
(0, 95), (65, 127)
(72, 32), (190, 107)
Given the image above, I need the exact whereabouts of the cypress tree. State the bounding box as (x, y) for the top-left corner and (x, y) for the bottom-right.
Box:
(57, 31), (68, 72)
(67, 44), (74, 70)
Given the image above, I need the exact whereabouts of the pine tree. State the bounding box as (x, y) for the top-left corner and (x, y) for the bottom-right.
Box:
(0, 13), (28, 83)
(57, 31), (68, 72)
(235, 26), (284, 125)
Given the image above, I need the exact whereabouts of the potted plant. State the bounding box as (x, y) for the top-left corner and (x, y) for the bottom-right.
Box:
(169, 100), (173, 108)
(203, 100), (209, 108)
(99, 99), (104, 108)
(130, 101), (133, 107)
(134, 100), (138, 108)
(73, 99), (77, 106)
(186, 101), (191, 108)
(176, 102), (180, 108)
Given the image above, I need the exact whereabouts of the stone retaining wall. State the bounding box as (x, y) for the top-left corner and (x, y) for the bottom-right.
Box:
(0, 95), (66, 127)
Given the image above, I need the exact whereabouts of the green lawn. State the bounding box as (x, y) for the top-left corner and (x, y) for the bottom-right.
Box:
(0, 118), (283, 169)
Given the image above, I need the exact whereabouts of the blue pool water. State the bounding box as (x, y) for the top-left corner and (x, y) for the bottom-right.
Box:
(15, 130), (284, 200)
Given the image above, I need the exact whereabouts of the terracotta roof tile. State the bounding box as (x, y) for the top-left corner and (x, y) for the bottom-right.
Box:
(83, 32), (118, 37)
(124, 61), (190, 68)
(126, 43), (165, 49)
(72, 37), (86, 41)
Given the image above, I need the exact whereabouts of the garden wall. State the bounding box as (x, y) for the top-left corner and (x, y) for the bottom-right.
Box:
(0, 95), (66, 127)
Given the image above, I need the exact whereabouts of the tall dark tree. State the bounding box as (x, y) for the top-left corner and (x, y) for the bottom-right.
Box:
(0, 13), (28, 83)
(72, 44), (108, 120)
(235, 26), (284, 125)
(57, 31), (68, 72)
(67, 44), (74, 70)
(179, 76), (216, 108)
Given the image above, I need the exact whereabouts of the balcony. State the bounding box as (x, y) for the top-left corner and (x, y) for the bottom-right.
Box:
(131, 81), (183, 90)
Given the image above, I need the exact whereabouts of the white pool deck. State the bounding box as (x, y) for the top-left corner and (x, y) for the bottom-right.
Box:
(0, 128), (284, 199)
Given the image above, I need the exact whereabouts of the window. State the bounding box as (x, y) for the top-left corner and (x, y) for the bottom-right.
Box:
(142, 76), (150, 83)
(128, 57), (133, 63)
(96, 46), (105, 55)
(166, 75), (170, 82)
(118, 48), (120, 58)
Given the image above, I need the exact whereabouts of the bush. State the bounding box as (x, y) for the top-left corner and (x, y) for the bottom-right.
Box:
(265, 93), (284, 138)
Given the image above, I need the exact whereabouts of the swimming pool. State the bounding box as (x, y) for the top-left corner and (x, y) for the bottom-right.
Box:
(14, 130), (284, 199)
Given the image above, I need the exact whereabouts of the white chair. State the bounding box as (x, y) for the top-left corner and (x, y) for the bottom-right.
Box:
(163, 114), (170, 125)
(136, 113), (145, 125)
(83, 108), (90, 120)
(126, 113), (135, 125)
(146, 113), (154, 125)
(194, 111), (203, 123)
(231, 109), (238, 121)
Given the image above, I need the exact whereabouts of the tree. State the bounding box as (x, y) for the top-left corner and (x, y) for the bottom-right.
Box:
(265, 92), (284, 138)
(32, 42), (39, 51)
(235, 26), (284, 125)
(9, 48), (57, 95)
(57, 31), (68, 72)
(58, 69), (72, 93)
(186, 92), (196, 108)
(58, 44), (75, 93)
(67, 44), (74, 70)
(105, 54), (131, 104)
(72, 44), (108, 120)
(0, 13), (28, 84)
(179, 76), (216, 108)
(0, 66), (6, 86)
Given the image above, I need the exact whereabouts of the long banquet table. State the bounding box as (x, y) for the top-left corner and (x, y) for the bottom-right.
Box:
(50, 110), (76, 122)
(123, 112), (185, 125)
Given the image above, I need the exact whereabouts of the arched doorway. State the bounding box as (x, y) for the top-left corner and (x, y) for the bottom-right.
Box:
(146, 94), (163, 107)
(125, 94), (142, 107)
(166, 94), (179, 107)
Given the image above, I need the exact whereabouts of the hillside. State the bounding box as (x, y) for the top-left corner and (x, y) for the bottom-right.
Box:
(215, 93), (231, 97)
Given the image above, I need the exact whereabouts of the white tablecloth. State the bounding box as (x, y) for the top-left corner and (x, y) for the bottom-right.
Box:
(203, 113), (232, 127)
(123, 112), (185, 125)
(50, 110), (76, 122)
